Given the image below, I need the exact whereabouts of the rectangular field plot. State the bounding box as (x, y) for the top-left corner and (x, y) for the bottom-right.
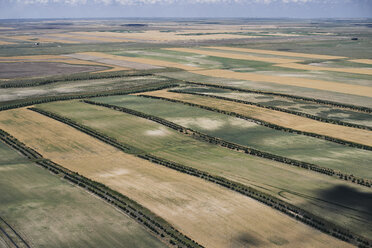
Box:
(0, 138), (165, 248)
(35, 100), (372, 238)
(0, 107), (351, 248)
(176, 86), (372, 128)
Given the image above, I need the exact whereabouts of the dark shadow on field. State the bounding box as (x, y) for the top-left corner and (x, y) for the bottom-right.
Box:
(318, 185), (372, 220)
(232, 232), (264, 247)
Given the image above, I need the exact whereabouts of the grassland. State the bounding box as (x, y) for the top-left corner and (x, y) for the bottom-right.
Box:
(139, 90), (372, 147)
(0, 135), (166, 248)
(0, 108), (352, 248)
(34, 100), (372, 238)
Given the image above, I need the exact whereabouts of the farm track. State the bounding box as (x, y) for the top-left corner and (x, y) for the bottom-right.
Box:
(28, 106), (372, 248)
(83, 99), (371, 187)
(0, 216), (30, 248)
(137, 92), (372, 151)
(171, 90), (372, 131)
(0, 128), (203, 248)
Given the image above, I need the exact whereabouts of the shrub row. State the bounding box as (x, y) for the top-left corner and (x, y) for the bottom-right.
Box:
(171, 90), (372, 131)
(25, 107), (372, 248)
(83, 100), (371, 188)
(0, 128), (202, 248)
(185, 81), (372, 114)
(138, 94), (372, 151)
(0, 82), (178, 112)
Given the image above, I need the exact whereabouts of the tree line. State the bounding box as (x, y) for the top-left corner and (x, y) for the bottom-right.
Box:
(185, 81), (372, 114)
(138, 94), (372, 152)
(170, 89), (372, 131)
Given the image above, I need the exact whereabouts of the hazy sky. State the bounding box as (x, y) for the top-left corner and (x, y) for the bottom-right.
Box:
(0, 0), (371, 19)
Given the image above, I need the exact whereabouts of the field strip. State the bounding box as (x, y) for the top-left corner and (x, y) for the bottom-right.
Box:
(49, 33), (130, 43)
(205, 46), (346, 60)
(65, 53), (164, 70)
(0, 108), (352, 248)
(164, 47), (302, 64)
(5, 35), (79, 44)
(0, 55), (66, 60)
(193, 69), (372, 97)
(75, 52), (202, 71)
(0, 41), (15, 45)
(138, 90), (372, 147)
(275, 63), (372, 75)
(349, 59), (372, 65)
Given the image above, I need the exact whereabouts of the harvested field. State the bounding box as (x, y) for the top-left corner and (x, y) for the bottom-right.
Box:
(0, 55), (66, 60)
(193, 69), (372, 97)
(6, 35), (79, 44)
(350, 59), (372, 65)
(0, 144), (165, 248)
(0, 41), (15, 45)
(276, 63), (372, 76)
(49, 33), (130, 43)
(206, 46), (346, 60)
(37, 100), (372, 238)
(139, 90), (372, 146)
(164, 48), (303, 64)
(0, 62), (107, 79)
(0, 108), (352, 248)
(65, 53), (162, 70)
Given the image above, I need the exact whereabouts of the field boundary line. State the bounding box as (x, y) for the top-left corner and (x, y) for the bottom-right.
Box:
(0, 128), (203, 248)
(185, 81), (372, 113)
(83, 99), (371, 188)
(170, 90), (372, 131)
(137, 94), (372, 151)
(0, 217), (30, 248)
(27, 106), (371, 248)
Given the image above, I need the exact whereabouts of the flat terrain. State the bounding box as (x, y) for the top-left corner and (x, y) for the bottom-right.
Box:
(36, 100), (372, 237)
(0, 139), (165, 248)
(0, 108), (352, 248)
(139, 90), (372, 146)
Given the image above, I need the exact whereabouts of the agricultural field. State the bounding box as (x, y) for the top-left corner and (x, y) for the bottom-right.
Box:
(0, 18), (371, 248)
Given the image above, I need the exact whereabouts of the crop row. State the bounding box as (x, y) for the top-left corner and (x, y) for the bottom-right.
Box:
(185, 81), (372, 113)
(0, 128), (202, 248)
(138, 94), (372, 151)
(26, 107), (371, 248)
(171, 89), (372, 131)
(83, 100), (371, 188)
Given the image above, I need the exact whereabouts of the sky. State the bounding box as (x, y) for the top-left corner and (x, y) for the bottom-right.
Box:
(0, 0), (371, 19)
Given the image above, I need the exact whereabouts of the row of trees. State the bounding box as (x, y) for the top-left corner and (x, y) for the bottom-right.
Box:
(186, 81), (372, 114)
(24, 109), (202, 248)
(139, 94), (372, 152)
(171, 89), (372, 131)
(0, 82), (178, 112)
(23, 107), (371, 248)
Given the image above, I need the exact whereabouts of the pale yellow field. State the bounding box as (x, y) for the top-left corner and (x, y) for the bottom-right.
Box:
(275, 63), (372, 75)
(0, 40), (15, 45)
(164, 47), (302, 64)
(6, 35), (79, 44)
(139, 90), (372, 147)
(0, 108), (352, 248)
(194, 69), (372, 97)
(72, 31), (256, 42)
(78, 52), (201, 71)
(206, 46), (346, 60)
(349, 59), (372, 65)
(49, 33), (130, 43)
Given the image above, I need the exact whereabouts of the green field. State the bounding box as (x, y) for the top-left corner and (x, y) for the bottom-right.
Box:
(0, 140), (166, 248)
(36, 100), (372, 238)
(91, 95), (372, 179)
(176, 86), (372, 128)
